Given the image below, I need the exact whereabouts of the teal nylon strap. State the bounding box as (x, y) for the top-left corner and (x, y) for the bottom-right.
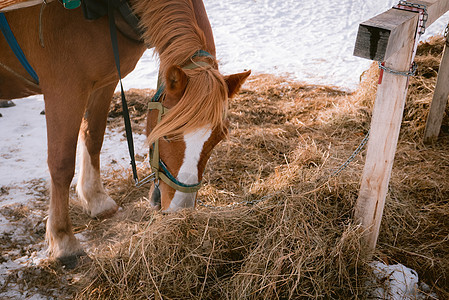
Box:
(62, 0), (81, 9)
(159, 162), (202, 193)
(148, 102), (202, 193)
(192, 50), (213, 59)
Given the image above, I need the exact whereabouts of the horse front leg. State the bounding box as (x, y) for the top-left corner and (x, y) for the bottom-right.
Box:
(44, 89), (89, 267)
(77, 83), (118, 218)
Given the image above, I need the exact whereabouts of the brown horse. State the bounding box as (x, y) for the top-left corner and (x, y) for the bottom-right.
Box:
(0, 0), (250, 267)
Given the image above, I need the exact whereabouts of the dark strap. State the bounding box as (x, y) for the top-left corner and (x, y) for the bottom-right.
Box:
(83, 0), (144, 40)
(0, 13), (39, 84)
(108, 0), (139, 184)
(116, 1), (143, 37)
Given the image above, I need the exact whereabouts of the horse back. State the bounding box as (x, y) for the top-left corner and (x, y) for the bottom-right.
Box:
(0, 2), (145, 100)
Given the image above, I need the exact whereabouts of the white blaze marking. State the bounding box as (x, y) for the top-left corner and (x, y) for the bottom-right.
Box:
(166, 126), (212, 212)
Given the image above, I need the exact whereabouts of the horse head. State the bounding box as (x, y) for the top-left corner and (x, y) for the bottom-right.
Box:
(146, 54), (250, 212)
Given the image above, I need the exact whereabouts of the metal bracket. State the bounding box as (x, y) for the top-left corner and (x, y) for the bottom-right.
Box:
(394, 0), (428, 35)
(378, 1), (427, 84)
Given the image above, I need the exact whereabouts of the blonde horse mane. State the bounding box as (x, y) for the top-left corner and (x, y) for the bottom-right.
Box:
(133, 0), (228, 144)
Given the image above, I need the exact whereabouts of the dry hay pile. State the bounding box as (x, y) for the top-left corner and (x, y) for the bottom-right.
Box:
(71, 37), (449, 299)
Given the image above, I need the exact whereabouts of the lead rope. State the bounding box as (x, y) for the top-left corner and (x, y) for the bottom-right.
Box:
(108, 0), (139, 184)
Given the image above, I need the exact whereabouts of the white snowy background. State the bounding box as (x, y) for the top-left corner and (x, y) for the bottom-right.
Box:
(1, 0), (449, 298)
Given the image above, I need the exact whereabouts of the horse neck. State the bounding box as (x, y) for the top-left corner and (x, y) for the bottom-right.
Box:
(131, 0), (209, 74)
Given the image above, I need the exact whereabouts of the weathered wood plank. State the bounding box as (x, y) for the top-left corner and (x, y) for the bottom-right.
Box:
(354, 36), (416, 251)
(424, 0), (449, 25)
(354, 0), (449, 61)
(423, 43), (449, 143)
(354, 9), (418, 61)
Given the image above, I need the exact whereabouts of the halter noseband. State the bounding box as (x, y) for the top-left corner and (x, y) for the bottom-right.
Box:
(148, 50), (214, 194)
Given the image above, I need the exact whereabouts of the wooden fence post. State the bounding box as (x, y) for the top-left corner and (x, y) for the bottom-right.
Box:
(423, 41), (449, 143)
(353, 0), (449, 252)
(354, 43), (415, 250)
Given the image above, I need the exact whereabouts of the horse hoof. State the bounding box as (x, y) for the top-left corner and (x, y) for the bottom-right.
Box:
(0, 100), (15, 108)
(150, 204), (161, 211)
(58, 251), (90, 269)
(94, 204), (119, 220)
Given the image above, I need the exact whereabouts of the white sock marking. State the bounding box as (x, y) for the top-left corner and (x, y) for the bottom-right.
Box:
(77, 140), (117, 217)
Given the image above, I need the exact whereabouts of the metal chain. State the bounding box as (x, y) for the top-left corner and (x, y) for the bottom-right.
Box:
(396, 0), (428, 35)
(198, 130), (371, 209)
(330, 130), (370, 178)
(135, 131), (371, 208)
(135, 172), (156, 187)
(378, 61), (418, 77)
(378, 0), (427, 81)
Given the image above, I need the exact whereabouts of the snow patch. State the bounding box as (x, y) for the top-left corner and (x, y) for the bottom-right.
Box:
(367, 262), (438, 300)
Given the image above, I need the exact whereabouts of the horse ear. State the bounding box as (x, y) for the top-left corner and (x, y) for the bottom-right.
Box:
(165, 66), (188, 98)
(224, 70), (251, 98)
